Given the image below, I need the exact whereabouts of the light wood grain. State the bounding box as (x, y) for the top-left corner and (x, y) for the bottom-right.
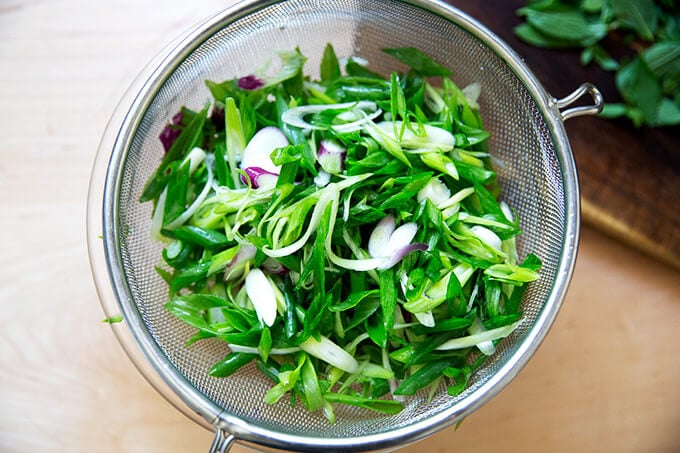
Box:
(1, 1), (679, 452)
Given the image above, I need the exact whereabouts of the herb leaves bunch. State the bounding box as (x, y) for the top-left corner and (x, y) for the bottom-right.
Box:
(140, 44), (540, 421)
(514, 0), (680, 127)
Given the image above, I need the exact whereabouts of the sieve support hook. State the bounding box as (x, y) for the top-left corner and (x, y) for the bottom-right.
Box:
(554, 83), (603, 121)
(209, 429), (236, 453)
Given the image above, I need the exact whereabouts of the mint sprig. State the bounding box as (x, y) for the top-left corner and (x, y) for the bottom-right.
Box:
(515, 0), (680, 127)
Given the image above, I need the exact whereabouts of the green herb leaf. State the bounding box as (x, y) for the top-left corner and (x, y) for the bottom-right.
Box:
(270, 144), (306, 166)
(320, 43), (341, 83)
(515, 0), (678, 128)
(654, 97), (680, 125)
(585, 44), (621, 71)
(522, 9), (607, 45)
(514, 23), (580, 48)
(345, 58), (384, 78)
(610, 0), (658, 41)
(582, 0), (604, 14)
(600, 102), (629, 119)
(616, 56), (662, 124)
(205, 79), (237, 103)
(642, 41), (680, 89)
(382, 47), (452, 77)
(265, 48), (307, 88)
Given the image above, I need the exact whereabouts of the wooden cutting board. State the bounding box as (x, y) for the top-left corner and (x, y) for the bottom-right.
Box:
(450, 0), (680, 270)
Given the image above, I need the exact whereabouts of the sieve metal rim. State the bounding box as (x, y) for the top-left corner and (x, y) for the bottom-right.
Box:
(87, 0), (600, 451)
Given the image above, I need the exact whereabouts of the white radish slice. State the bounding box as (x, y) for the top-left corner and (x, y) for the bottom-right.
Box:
(368, 215), (396, 258)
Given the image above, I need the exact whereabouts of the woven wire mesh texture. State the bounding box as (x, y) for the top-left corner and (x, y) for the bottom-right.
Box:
(109, 0), (573, 447)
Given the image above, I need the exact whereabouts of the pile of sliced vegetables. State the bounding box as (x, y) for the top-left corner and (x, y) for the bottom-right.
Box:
(141, 44), (541, 421)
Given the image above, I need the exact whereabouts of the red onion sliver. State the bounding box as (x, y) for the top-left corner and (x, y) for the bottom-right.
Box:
(159, 111), (184, 152)
(238, 75), (265, 90)
(377, 242), (428, 270)
(261, 258), (289, 275)
(241, 166), (279, 189)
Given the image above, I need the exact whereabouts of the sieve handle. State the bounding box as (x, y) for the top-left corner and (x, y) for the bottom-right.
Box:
(209, 429), (236, 453)
(554, 83), (604, 121)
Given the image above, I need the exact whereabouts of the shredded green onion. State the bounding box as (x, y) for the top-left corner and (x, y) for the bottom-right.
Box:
(141, 44), (541, 421)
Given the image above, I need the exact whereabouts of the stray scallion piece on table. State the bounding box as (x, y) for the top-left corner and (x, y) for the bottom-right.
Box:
(102, 314), (123, 324)
(140, 44), (540, 421)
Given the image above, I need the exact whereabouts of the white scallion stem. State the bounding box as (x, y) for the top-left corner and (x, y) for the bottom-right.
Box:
(437, 187), (475, 210)
(469, 316), (496, 356)
(244, 268), (278, 327)
(150, 187), (167, 241)
(281, 101), (379, 131)
(417, 178), (450, 205)
(453, 262), (475, 287)
(435, 320), (523, 351)
(181, 147), (206, 175)
(368, 215), (395, 257)
(345, 332), (370, 355)
(414, 311), (435, 327)
(300, 335), (359, 373)
(467, 279), (480, 312)
(462, 82), (482, 108)
(341, 229), (380, 283)
(383, 222), (418, 256)
(228, 344), (300, 355)
(470, 225), (503, 252)
(331, 108), (382, 133)
(225, 98), (246, 188)
(360, 362), (394, 379)
(424, 83), (446, 114)
(374, 121), (455, 149)
(314, 170), (331, 187)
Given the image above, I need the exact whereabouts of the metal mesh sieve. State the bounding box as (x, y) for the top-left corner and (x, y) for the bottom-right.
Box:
(90, 0), (602, 451)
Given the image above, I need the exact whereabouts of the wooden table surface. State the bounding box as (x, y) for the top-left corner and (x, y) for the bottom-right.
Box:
(1, 1), (679, 452)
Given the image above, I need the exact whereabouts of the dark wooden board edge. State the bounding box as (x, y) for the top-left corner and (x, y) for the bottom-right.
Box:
(448, 0), (680, 271)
